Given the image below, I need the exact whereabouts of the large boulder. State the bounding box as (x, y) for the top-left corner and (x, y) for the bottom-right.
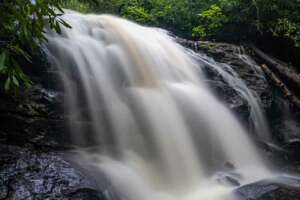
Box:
(0, 85), (67, 148)
(0, 145), (109, 200)
(235, 177), (300, 200)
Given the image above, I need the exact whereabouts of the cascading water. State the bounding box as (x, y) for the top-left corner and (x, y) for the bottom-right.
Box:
(46, 11), (272, 200)
(189, 50), (270, 141)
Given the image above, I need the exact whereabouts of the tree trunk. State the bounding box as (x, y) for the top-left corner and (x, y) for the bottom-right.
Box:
(251, 46), (300, 97)
(260, 64), (300, 109)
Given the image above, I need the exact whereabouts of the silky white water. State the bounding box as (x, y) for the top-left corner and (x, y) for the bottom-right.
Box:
(189, 50), (270, 141)
(46, 11), (272, 200)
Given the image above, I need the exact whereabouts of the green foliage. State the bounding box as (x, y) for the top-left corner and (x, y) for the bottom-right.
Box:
(62, 0), (125, 14)
(193, 4), (228, 39)
(0, 52), (32, 91)
(192, 26), (207, 39)
(40, 0), (300, 46)
(1, 0), (297, 93)
(222, 0), (299, 42)
(0, 0), (70, 93)
(272, 18), (300, 47)
(123, 5), (155, 25)
(61, 0), (94, 13)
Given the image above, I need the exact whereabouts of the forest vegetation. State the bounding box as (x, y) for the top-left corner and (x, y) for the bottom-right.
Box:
(0, 0), (299, 92)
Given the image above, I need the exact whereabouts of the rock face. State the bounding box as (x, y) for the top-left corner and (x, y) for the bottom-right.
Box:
(0, 85), (66, 148)
(185, 41), (274, 133)
(0, 145), (107, 200)
(0, 53), (109, 199)
(178, 38), (300, 172)
(180, 39), (300, 142)
(177, 39), (274, 112)
(235, 177), (300, 200)
(193, 41), (273, 113)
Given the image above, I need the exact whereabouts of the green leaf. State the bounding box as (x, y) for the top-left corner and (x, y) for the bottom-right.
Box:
(9, 45), (32, 62)
(4, 77), (11, 91)
(54, 21), (62, 34)
(12, 76), (20, 87)
(60, 19), (72, 29)
(0, 52), (7, 72)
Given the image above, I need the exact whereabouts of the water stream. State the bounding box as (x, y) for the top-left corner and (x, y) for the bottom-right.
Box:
(46, 11), (272, 200)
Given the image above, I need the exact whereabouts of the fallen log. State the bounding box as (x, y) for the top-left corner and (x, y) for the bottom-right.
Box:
(261, 64), (300, 109)
(251, 46), (300, 97)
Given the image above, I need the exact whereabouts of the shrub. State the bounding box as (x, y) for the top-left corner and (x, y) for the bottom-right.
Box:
(0, 0), (70, 93)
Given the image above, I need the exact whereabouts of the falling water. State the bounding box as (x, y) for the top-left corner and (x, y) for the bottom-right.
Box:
(46, 11), (272, 200)
(189, 50), (270, 141)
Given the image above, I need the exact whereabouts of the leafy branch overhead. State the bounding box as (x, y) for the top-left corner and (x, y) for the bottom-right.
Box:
(0, 0), (71, 92)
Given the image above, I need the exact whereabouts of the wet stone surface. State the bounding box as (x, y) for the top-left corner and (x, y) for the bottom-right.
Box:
(235, 177), (300, 200)
(0, 145), (106, 200)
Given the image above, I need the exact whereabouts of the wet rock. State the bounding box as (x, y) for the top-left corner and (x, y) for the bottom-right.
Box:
(0, 145), (104, 200)
(223, 162), (236, 171)
(68, 188), (105, 200)
(281, 139), (300, 163)
(235, 177), (300, 200)
(258, 140), (300, 173)
(206, 79), (250, 123)
(215, 172), (241, 187)
(0, 55), (110, 199)
(0, 184), (8, 200)
(0, 85), (69, 148)
(197, 42), (273, 111)
(184, 42), (274, 135)
(177, 39), (273, 109)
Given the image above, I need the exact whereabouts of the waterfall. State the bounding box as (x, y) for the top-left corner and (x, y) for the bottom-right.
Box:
(46, 11), (272, 200)
(188, 50), (270, 141)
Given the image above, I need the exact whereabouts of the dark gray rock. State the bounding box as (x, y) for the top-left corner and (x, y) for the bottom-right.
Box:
(68, 188), (105, 200)
(178, 40), (274, 112)
(0, 85), (71, 149)
(0, 145), (106, 200)
(188, 43), (272, 133)
(223, 162), (236, 171)
(235, 177), (300, 200)
(206, 79), (250, 123)
(198, 42), (273, 111)
(0, 55), (110, 199)
(215, 172), (241, 187)
(0, 184), (8, 200)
